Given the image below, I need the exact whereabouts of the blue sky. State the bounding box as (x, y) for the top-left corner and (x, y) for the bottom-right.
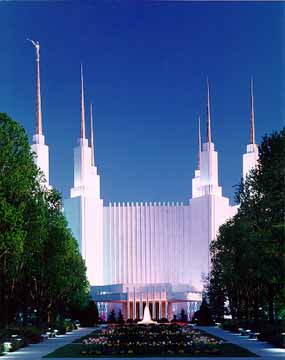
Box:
(0, 1), (283, 205)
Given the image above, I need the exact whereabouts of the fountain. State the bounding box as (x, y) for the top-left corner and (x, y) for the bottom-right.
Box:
(138, 304), (157, 325)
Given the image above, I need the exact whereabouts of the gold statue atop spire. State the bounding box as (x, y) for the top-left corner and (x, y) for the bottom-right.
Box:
(27, 39), (42, 136)
(206, 78), (211, 144)
(80, 64), (86, 139)
(250, 78), (255, 144)
(90, 103), (95, 166)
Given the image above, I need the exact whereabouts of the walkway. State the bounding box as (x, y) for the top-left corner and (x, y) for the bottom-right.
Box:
(197, 326), (285, 359)
(1, 327), (94, 360)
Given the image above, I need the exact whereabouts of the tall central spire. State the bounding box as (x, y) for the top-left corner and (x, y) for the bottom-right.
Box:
(28, 39), (42, 136)
(80, 64), (86, 139)
(90, 103), (95, 166)
(206, 78), (212, 143)
(250, 78), (255, 144)
(197, 115), (201, 170)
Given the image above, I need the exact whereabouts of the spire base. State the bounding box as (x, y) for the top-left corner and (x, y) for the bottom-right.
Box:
(243, 144), (259, 179)
(31, 135), (49, 185)
(246, 143), (258, 154)
(33, 133), (45, 145)
(78, 138), (88, 146)
(203, 142), (214, 152)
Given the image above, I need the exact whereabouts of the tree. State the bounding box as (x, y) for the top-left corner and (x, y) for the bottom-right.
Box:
(203, 274), (225, 322)
(108, 309), (116, 323)
(210, 215), (261, 320)
(0, 112), (39, 325)
(78, 300), (99, 327)
(0, 112), (89, 327)
(117, 309), (124, 324)
(180, 308), (187, 322)
(193, 299), (214, 326)
(208, 128), (285, 322)
(236, 129), (285, 320)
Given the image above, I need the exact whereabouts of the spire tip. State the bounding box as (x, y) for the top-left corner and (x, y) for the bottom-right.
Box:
(90, 102), (95, 166)
(206, 78), (212, 143)
(250, 78), (255, 144)
(197, 115), (201, 170)
(80, 64), (86, 139)
(29, 38), (42, 136)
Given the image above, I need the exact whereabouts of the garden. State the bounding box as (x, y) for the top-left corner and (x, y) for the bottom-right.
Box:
(45, 324), (257, 358)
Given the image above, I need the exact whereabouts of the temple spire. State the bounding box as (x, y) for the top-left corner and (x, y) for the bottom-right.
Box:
(197, 115), (201, 170)
(250, 78), (255, 144)
(206, 78), (211, 143)
(80, 64), (86, 139)
(90, 103), (95, 166)
(28, 39), (42, 136)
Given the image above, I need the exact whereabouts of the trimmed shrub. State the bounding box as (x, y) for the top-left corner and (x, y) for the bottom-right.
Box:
(222, 320), (240, 333)
(80, 301), (99, 326)
(21, 326), (43, 343)
(158, 317), (168, 323)
(193, 299), (214, 326)
(117, 310), (125, 324)
(180, 309), (188, 322)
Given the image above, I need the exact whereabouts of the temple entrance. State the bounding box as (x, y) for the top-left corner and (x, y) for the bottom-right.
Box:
(127, 300), (168, 320)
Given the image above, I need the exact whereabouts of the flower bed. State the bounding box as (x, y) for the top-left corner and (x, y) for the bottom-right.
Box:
(80, 324), (221, 356)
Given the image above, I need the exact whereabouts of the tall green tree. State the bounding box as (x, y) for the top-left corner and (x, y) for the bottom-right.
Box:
(0, 112), (89, 326)
(209, 128), (285, 321)
(0, 112), (39, 325)
(237, 129), (285, 320)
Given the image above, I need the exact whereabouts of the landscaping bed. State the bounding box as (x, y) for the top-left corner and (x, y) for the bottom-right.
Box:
(0, 326), (41, 355)
(0, 319), (80, 356)
(44, 324), (257, 357)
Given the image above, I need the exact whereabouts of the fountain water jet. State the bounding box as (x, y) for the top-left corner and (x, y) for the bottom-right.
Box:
(138, 304), (157, 325)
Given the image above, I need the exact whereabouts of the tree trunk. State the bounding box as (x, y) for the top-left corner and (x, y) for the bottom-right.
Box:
(3, 255), (8, 327)
(253, 289), (259, 323)
(268, 296), (274, 322)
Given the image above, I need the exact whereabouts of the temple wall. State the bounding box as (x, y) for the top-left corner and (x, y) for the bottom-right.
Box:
(65, 196), (103, 285)
(103, 202), (191, 286)
(31, 134), (49, 185)
(189, 194), (238, 291)
(243, 144), (259, 179)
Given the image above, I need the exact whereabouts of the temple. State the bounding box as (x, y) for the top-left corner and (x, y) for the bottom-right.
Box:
(29, 44), (258, 321)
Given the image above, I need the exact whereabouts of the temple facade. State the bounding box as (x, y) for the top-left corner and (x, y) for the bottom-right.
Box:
(29, 42), (258, 321)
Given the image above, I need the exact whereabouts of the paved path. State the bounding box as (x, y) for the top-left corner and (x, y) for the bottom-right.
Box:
(1, 327), (94, 360)
(2, 325), (285, 359)
(197, 326), (285, 359)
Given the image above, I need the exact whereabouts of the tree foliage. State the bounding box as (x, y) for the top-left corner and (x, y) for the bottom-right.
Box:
(193, 299), (214, 326)
(75, 300), (99, 327)
(108, 309), (116, 323)
(208, 128), (285, 321)
(0, 113), (89, 326)
(180, 308), (187, 322)
(117, 309), (124, 324)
